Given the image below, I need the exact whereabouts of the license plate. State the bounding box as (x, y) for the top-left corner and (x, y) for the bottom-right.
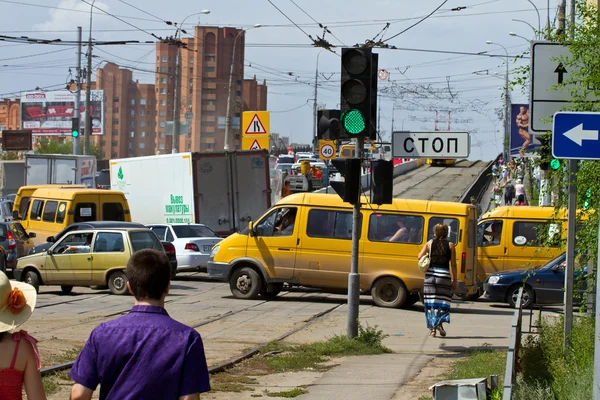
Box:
(203, 245), (212, 252)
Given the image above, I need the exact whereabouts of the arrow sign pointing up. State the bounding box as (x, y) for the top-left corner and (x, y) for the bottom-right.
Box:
(563, 123), (599, 146)
(554, 63), (567, 84)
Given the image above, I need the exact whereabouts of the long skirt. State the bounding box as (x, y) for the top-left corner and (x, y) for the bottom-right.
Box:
(423, 266), (452, 329)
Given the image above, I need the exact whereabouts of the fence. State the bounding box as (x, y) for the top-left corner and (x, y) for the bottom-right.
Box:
(503, 287), (523, 400)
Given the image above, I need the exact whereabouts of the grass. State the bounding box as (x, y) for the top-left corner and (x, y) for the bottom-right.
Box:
(266, 387), (308, 397)
(41, 346), (83, 395)
(515, 315), (593, 400)
(211, 321), (391, 392)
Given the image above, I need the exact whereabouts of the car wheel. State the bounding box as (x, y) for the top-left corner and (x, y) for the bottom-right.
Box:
(507, 284), (534, 309)
(230, 266), (262, 300)
(260, 283), (283, 299)
(60, 285), (73, 295)
(24, 271), (40, 293)
(371, 277), (408, 308)
(108, 271), (129, 295)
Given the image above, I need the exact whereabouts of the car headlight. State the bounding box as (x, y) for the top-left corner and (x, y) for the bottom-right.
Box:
(488, 276), (500, 285)
(210, 245), (220, 259)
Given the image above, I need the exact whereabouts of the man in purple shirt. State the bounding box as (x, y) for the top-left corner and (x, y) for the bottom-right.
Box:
(69, 249), (210, 400)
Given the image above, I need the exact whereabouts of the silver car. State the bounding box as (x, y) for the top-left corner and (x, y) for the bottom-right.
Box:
(0, 221), (35, 273)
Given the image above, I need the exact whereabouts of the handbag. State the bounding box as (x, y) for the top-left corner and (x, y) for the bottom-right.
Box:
(418, 240), (432, 272)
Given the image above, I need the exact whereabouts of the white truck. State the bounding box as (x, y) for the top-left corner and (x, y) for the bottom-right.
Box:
(25, 154), (97, 188)
(0, 160), (26, 198)
(110, 151), (272, 236)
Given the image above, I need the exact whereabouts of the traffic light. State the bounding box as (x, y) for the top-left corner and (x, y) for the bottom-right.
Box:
(583, 188), (592, 209)
(330, 158), (361, 204)
(317, 109), (341, 140)
(538, 134), (551, 170)
(340, 48), (378, 140)
(71, 117), (80, 138)
(370, 160), (393, 205)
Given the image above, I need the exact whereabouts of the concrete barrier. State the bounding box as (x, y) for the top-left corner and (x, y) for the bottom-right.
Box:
(315, 159), (425, 195)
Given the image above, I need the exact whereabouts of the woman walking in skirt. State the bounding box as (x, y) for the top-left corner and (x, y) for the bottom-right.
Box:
(417, 223), (457, 337)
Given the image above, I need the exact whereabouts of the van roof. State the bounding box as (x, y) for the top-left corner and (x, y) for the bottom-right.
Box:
(481, 206), (567, 220)
(277, 193), (474, 215)
(28, 187), (125, 200)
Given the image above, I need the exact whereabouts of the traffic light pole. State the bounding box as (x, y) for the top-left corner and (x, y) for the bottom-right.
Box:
(73, 26), (82, 156)
(347, 138), (363, 338)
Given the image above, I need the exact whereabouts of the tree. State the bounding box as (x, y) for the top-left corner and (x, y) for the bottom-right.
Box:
(0, 151), (20, 160)
(34, 138), (105, 160)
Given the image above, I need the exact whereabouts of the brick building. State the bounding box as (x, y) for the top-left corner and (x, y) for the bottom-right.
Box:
(155, 26), (268, 153)
(0, 98), (21, 132)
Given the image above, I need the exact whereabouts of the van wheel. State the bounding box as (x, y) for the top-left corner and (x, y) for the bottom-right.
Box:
(260, 283), (283, 299)
(230, 267), (262, 300)
(108, 271), (128, 295)
(371, 277), (408, 308)
(24, 271), (40, 293)
(60, 285), (73, 295)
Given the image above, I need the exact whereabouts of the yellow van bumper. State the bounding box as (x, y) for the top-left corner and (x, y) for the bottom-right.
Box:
(207, 261), (231, 281)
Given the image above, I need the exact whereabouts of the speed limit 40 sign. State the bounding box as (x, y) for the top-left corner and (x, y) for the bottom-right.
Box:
(319, 139), (336, 160)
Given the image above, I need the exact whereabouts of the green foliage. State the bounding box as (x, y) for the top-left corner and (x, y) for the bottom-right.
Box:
(444, 347), (506, 386)
(266, 387), (308, 397)
(516, 315), (594, 399)
(0, 151), (19, 160)
(35, 138), (105, 160)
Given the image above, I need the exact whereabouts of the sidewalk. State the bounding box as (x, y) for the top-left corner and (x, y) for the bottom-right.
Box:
(289, 299), (513, 400)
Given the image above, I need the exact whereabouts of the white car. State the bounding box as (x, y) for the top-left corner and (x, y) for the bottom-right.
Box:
(147, 224), (222, 272)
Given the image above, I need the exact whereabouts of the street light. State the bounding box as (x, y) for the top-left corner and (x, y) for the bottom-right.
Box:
(524, 0), (541, 34)
(171, 10), (211, 154)
(512, 19), (537, 36)
(224, 24), (261, 151)
(509, 32), (531, 43)
(486, 40), (510, 161)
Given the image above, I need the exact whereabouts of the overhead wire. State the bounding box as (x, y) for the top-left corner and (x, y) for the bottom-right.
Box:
(287, 0), (347, 46)
(115, 0), (165, 23)
(265, 0), (316, 42)
(383, 0), (450, 43)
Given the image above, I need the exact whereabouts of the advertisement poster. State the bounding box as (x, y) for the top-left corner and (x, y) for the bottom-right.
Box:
(20, 90), (104, 136)
(510, 104), (540, 157)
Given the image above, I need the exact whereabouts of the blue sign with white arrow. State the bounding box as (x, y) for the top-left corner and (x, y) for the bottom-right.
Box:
(553, 112), (600, 160)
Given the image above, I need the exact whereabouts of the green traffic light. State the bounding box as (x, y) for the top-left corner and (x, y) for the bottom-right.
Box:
(342, 109), (366, 135)
(72, 130), (79, 138)
(550, 159), (561, 170)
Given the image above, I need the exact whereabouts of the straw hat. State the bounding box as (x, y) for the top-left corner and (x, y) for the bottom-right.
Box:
(0, 272), (37, 332)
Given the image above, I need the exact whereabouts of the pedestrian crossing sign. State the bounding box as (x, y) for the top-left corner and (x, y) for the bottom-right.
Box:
(243, 111), (270, 136)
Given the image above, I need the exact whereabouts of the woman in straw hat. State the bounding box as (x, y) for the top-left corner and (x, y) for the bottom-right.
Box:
(0, 271), (46, 399)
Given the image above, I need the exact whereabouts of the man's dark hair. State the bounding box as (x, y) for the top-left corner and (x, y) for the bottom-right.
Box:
(126, 249), (171, 300)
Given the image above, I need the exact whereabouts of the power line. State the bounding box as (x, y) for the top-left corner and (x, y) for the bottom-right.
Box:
(383, 0), (449, 43)
(287, 0), (347, 46)
(115, 0), (165, 23)
(266, 0), (316, 43)
(0, 48), (72, 62)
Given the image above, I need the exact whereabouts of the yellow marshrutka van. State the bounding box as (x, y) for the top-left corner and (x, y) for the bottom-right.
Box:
(208, 193), (479, 308)
(14, 186), (131, 245)
(477, 206), (565, 284)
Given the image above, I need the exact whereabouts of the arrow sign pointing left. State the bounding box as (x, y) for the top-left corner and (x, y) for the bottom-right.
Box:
(563, 123), (599, 146)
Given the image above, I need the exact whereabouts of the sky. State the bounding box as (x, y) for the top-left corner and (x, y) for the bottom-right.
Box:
(0, 0), (555, 161)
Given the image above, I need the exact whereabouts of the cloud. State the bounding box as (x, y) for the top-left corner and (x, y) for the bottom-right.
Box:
(33, 0), (110, 33)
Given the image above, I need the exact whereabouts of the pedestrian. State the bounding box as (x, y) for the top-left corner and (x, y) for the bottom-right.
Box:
(470, 196), (482, 218)
(417, 223), (457, 338)
(69, 249), (210, 400)
(282, 180), (291, 198)
(515, 178), (526, 202)
(504, 180), (515, 206)
(515, 194), (527, 206)
(0, 271), (46, 400)
(491, 163), (499, 182)
(492, 182), (503, 207)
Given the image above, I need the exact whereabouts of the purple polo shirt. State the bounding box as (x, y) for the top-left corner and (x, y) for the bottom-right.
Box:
(69, 305), (210, 400)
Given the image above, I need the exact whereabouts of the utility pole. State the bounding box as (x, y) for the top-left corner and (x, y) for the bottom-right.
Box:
(73, 27), (82, 156)
(313, 61), (318, 149)
(171, 45), (181, 153)
(347, 137), (363, 338)
(84, 15), (94, 156)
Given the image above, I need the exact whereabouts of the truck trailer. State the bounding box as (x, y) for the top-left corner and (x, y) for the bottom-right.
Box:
(110, 151), (272, 235)
(25, 154), (97, 187)
(0, 160), (26, 198)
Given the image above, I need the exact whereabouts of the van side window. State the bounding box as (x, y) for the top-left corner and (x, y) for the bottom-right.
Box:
(428, 217), (460, 244)
(307, 209), (359, 240)
(512, 221), (560, 247)
(368, 213), (422, 243)
(56, 202), (67, 224)
(74, 203), (97, 222)
(94, 232), (125, 253)
(19, 197), (31, 220)
(102, 203), (125, 221)
(42, 201), (58, 223)
(479, 220), (502, 247)
(29, 200), (44, 221)
(255, 207), (297, 237)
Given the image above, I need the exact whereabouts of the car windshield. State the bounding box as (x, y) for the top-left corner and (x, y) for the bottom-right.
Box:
(1, 202), (13, 216)
(539, 254), (567, 271)
(173, 225), (216, 238)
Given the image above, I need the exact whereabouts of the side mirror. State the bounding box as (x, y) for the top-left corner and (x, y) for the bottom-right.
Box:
(28, 232), (36, 238)
(248, 221), (254, 237)
(46, 249), (53, 255)
(551, 264), (561, 272)
(12, 211), (19, 219)
(46, 236), (55, 243)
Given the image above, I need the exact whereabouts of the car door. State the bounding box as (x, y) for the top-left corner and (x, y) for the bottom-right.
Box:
(477, 220), (505, 280)
(91, 232), (127, 284)
(247, 207), (299, 280)
(45, 231), (93, 284)
(536, 261), (565, 304)
(10, 222), (34, 258)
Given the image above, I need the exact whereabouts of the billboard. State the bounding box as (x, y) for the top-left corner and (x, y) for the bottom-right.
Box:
(20, 90), (104, 136)
(510, 104), (540, 157)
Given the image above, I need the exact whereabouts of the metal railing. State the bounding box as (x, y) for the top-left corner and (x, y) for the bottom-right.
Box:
(503, 287), (523, 400)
